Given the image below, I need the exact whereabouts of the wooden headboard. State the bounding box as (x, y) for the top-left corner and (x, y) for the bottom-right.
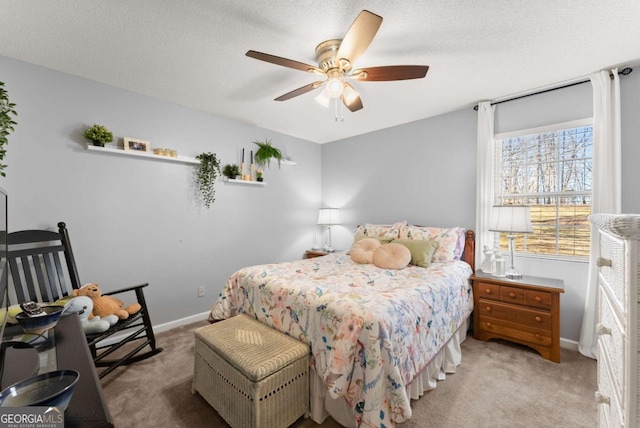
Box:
(463, 230), (475, 272)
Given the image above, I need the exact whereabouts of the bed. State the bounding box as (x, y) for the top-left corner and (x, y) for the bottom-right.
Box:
(209, 223), (475, 427)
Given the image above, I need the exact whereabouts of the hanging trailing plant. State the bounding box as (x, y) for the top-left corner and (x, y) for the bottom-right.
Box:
(0, 81), (18, 177)
(195, 152), (221, 208)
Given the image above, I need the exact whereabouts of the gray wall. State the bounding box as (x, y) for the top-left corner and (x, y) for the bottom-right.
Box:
(0, 56), (321, 326)
(621, 69), (640, 213)
(321, 71), (640, 343)
(321, 108), (478, 249)
(4, 53), (639, 342)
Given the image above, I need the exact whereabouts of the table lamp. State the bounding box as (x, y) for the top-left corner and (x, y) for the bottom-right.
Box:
(489, 205), (533, 279)
(317, 208), (340, 253)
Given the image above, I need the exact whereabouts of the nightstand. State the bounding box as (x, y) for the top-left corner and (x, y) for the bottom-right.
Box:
(470, 271), (564, 363)
(305, 249), (330, 259)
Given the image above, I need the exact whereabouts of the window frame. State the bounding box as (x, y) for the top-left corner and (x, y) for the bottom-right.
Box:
(494, 118), (593, 262)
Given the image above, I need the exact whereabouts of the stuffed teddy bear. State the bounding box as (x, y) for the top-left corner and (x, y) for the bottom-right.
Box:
(63, 296), (118, 335)
(72, 283), (141, 320)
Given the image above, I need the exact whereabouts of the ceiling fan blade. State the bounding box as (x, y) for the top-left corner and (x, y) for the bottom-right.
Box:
(274, 81), (324, 101)
(246, 50), (321, 73)
(350, 65), (430, 81)
(336, 10), (383, 69)
(342, 82), (363, 112)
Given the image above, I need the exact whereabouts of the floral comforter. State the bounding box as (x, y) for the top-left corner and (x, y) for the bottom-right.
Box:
(209, 253), (473, 428)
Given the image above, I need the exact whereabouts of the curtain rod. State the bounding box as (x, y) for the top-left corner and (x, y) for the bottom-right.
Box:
(473, 67), (633, 111)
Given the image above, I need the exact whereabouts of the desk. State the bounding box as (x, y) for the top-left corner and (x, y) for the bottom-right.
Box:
(3, 314), (113, 427)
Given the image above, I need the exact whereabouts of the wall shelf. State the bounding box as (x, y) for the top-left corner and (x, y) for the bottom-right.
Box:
(86, 145), (200, 165)
(224, 178), (267, 186)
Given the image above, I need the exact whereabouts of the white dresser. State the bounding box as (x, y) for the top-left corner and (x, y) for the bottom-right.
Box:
(590, 214), (640, 428)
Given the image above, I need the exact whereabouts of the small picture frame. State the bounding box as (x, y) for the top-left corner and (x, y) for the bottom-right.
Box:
(123, 137), (151, 152)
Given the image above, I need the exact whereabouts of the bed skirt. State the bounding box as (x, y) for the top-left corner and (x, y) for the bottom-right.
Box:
(309, 321), (469, 427)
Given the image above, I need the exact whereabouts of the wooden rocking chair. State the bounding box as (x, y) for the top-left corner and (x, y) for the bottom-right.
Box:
(3, 222), (162, 378)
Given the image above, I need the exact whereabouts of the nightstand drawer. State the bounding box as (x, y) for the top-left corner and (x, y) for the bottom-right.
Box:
(478, 299), (551, 330)
(478, 315), (552, 346)
(476, 282), (500, 300)
(524, 289), (552, 309)
(471, 271), (563, 363)
(500, 286), (524, 304)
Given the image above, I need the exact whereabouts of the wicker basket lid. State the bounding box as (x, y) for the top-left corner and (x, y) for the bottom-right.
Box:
(196, 314), (309, 382)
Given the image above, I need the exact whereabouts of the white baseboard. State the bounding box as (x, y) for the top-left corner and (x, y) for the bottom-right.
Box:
(560, 337), (579, 352)
(98, 311), (210, 346)
(152, 311), (210, 334)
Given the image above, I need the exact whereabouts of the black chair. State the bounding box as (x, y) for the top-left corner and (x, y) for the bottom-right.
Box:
(2, 221), (162, 378)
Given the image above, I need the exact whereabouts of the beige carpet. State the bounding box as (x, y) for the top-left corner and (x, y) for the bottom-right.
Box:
(101, 321), (597, 427)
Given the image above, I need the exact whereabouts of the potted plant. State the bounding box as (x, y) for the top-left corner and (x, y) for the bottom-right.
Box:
(222, 164), (241, 181)
(83, 124), (113, 147)
(0, 81), (17, 177)
(195, 152), (221, 209)
(256, 167), (264, 182)
(253, 139), (282, 169)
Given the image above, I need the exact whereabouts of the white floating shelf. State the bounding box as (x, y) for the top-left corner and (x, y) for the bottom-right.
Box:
(86, 145), (200, 165)
(280, 159), (296, 166)
(225, 178), (267, 186)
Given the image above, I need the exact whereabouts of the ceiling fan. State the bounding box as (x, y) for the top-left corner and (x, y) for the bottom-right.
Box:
(246, 10), (429, 115)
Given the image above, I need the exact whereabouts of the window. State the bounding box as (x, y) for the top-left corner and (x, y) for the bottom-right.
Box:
(494, 119), (593, 258)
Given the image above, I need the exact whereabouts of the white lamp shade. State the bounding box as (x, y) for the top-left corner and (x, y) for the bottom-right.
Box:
(489, 205), (533, 233)
(314, 88), (331, 108)
(317, 208), (341, 226)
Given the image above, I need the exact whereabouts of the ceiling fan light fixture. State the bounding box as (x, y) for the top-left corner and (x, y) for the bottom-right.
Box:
(327, 78), (344, 98)
(314, 88), (331, 107)
(342, 84), (358, 105)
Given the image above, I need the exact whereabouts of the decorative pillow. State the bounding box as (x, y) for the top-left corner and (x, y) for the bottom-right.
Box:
(350, 238), (382, 264)
(453, 228), (466, 260)
(392, 239), (439, 268)
(398, 225), (464, 262)
(346, 235), (393, 255)
(372, 243), (411, 270)
(353, 221), (407, 241)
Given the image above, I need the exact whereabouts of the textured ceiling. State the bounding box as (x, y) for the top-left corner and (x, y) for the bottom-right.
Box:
(1, 1), (640, 143)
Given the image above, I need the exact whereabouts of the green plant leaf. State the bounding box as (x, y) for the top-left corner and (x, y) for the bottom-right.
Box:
(253, 139), (282, 169)
(0, 81), (18, 177)
(194, 152), (221, 208)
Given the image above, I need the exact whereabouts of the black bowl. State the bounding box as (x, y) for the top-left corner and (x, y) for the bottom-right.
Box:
(14, 306), (64, 335)
(0, 369), (79, 410)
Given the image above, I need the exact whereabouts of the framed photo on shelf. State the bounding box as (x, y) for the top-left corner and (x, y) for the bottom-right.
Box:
(123, 137), (151, 152)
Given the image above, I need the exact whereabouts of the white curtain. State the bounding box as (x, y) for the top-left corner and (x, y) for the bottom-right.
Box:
(578, 69), (622, 358)
(475, 102), (496, 268)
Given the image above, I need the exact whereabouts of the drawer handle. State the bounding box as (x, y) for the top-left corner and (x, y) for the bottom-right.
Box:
(485, 288), (492, 294)
(595, 391), (610, 405)
(508, 292), (516, 298)
(534, 316), (542, 323)
(596, 257), (612, 268)
(596, 323), (612, 336)
(535, 333), (541, 339)
(485, 322), (492, 328)
(486, 306), (492, 312)
(534, 296), (542, 302)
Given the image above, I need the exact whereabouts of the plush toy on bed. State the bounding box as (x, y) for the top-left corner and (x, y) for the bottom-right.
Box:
(72, 283), (141, 320)
(63, 295), (118, 335)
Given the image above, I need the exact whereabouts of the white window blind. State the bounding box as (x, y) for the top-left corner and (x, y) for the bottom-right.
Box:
(494, 119), (593, 258)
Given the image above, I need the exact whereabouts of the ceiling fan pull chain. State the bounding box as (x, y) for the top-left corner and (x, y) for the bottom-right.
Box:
(340, 99), (345, 122)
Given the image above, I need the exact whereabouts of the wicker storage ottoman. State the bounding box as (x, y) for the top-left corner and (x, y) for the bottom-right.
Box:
(192, 314), (310, 428)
